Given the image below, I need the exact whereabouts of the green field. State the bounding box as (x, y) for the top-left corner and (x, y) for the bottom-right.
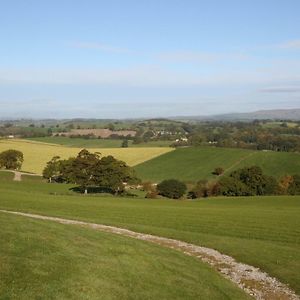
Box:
(0, 139), (173, 174)
(27, 136), (172, 148)
(1, 213), (251, 299)
(0, 173), (299, 295)
(134, 146), (300, 182)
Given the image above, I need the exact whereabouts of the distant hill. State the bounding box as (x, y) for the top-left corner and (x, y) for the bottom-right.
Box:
(172, 108), (300, 121)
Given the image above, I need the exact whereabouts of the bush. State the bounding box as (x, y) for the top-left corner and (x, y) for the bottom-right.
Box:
(157, 179), (187, 199)
(212, 167), (224, 176)
(145, 190), (158, 199)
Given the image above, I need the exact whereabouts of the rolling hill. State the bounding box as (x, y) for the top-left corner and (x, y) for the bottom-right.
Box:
(134, 147), (300, 182)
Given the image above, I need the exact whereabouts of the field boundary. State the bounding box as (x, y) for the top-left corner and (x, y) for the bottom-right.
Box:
(1, 209), (298, 300)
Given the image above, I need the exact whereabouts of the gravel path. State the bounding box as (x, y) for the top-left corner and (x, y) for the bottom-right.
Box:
(0, 209), (298, 300)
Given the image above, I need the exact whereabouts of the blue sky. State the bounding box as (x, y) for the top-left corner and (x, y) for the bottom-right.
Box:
(0, 0), (300, 118)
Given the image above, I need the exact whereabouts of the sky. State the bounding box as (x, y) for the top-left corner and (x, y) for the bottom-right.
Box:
(0, 0), (300, 119)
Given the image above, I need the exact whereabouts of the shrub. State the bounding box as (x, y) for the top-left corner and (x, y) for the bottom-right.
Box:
(212, 167), (224, 176)
(157, 179), (187, 199)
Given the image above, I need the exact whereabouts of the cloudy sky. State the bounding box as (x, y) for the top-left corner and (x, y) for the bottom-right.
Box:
(0, 0), (300, 118)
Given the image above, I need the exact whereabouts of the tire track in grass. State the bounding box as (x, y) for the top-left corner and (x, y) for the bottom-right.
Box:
(223, 152), (258, 175)
(0, 209), (298, 300)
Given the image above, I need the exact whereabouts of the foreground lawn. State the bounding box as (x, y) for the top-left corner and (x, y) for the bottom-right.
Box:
(0, 139), (173, 174)
(0, 176), (299, 294)
(134, 146), (300, 182)
(0, 213), (249, 299)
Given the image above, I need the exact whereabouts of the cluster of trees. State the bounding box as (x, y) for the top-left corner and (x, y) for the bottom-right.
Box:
(144, 166), (300, 200)
(0, 149), (23, 170)
(178, 121), (300, 152)
(43, 149), (140, 194)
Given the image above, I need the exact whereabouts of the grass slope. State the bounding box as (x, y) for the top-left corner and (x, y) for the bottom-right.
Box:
(27, 136), (171, 148)
(0, 175), (299, 294)
(134, 147), (300, 182)
(0, 213), (249, 299)
(0, 139), (173, 174)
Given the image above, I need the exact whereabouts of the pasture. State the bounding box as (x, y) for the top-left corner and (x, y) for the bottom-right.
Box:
(0, 173), (299, 295)
(27, 136), (171, 148)
(135, 146), (300, 182)
(1, 213), (251, 299)
(0, 139), (173, 174)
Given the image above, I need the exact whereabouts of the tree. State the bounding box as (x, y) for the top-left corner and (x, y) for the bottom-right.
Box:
(218, 166), (278, 196)
(0, 149), (24, 170)
(121, 140), (128, 148)
(62, 149), (100, 194)
(218, 176), (252, 196)
(92, 155), (137, 194)
(157, 179), (187, 199)
(46, 149), (139, 195)
(42, 156), (62, 183)
(188, 180), (208, 198)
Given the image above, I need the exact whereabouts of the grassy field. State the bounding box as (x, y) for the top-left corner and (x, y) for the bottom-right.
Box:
(0, 139), (173, 174)
(0, 173), (299, 294)
(134, 146), (300, 182)
(0, 213), (251, 299)
(27, 136), (172, 148)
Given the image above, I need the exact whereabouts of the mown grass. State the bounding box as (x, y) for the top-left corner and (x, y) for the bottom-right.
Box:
(27, 136), (171, 148)
(0, 174), (299, 294)
(0, 139), (173, 174)
(0, 213), (250, 299)
(134, 146), (300, 182)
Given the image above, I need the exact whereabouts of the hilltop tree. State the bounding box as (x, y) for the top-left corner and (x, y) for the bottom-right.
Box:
(0, 149), (24, 170)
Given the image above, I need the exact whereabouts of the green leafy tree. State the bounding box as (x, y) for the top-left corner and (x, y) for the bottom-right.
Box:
(0, 149), (24, 170)
(121, 140), (128, 148)
(47, 149), (139, 195)
(42, 156), (62, 183)
(63, 149), (100, 194)
(157, 179), (187, 199)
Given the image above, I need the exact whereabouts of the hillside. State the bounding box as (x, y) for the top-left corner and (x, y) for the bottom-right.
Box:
(0, 173), (299, 295)
(0, 139), (173, 174)
(172, 108), (300, 121)
(134, 147), (300, 182)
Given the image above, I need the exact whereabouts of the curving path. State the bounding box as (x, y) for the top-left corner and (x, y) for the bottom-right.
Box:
(0, 209), (298, 300)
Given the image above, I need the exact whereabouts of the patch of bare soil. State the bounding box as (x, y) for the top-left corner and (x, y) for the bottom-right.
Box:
(0, 209), (298, 300)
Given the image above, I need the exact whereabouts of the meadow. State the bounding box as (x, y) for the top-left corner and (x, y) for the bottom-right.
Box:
(27, 136), (171, 148)
(0, 172), (299, 295)
(1, 213), (252, 299)
(135, 146), (300, 182)
(0, 139), (173, 174)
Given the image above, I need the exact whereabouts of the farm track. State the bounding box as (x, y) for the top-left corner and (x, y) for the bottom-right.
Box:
(223, 151), (257, 175)
(0, 209), (298, 300)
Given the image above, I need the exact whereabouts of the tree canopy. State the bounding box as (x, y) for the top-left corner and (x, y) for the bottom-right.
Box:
(0, 149), (24, 170)
(43, 149), (139, 194)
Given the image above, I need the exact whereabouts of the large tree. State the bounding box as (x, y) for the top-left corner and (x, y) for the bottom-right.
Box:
(44, 149), (139, 195)
(0, 149), (24, 170)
